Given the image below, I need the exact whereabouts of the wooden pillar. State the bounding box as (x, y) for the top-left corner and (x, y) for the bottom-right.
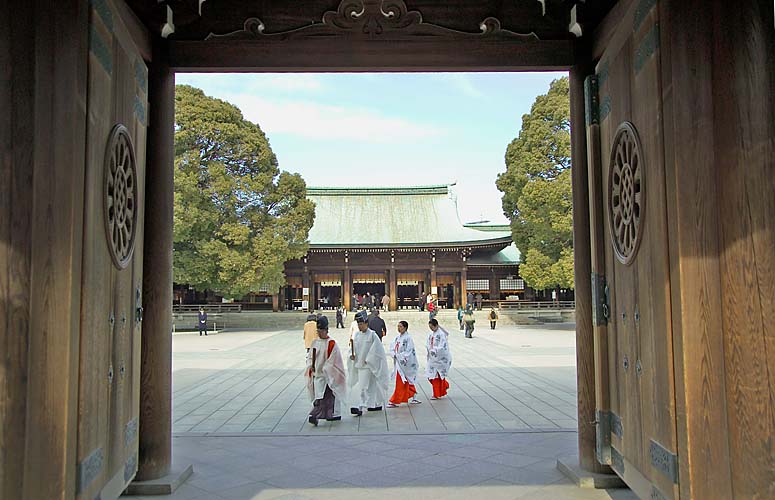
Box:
(489, 267), (499, 304)
(389, 268), (397, 311)
(343, 267), (351, 311)
(138, 40), (174, 481)
(570, 59), (606, 473)
(460, 269), (468, 308)
(310, 273), (317, 311)
(453, 274), (461, 309)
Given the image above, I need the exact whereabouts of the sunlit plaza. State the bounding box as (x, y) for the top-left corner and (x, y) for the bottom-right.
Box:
(171, 316), (578, 435)
(120, 315), (636, 499)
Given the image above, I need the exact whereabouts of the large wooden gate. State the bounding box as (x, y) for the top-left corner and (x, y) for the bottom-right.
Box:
(586, 0), (678, 498)
(76, 1), (148, 498)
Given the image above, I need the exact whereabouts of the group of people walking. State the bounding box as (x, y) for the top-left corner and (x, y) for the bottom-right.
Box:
(351, 292), (391, 311)
(303, 310), (453, 426)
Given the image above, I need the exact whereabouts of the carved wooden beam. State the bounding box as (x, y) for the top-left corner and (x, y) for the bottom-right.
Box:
(168, 37), (574, 71)
(169, 0), (573, 71)
(205, 0), (539, 41)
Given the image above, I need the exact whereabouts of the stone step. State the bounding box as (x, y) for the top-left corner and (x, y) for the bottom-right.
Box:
(172, 308), (573, 332)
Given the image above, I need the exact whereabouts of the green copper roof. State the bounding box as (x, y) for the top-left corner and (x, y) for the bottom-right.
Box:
(306, 184), (513, 248)
(466, 243), (521, 266)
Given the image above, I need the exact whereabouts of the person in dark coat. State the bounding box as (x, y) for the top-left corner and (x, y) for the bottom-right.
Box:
(489, 308), (499, 330)
(367, 308), (387, 341)
(336, 307), (345, 328)
(198, 307), (208, 336)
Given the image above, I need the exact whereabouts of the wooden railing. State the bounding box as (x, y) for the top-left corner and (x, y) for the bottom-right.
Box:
(172, 303), (242, 314)
(496, 300), (575, 310)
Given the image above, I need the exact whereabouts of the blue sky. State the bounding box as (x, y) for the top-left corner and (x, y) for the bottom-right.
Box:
(176, 72), (567, 224)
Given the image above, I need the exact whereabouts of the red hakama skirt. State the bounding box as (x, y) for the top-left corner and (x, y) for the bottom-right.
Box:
(389, 372), (417, 404)
(429, 375), (450, 398)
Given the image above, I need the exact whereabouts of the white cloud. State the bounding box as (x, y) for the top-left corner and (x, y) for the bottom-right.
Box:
(222, 93), (445, 143)
(437, 74), (485, 99)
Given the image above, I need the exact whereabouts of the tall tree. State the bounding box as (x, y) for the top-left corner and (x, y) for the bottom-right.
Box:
(174, 85), (315, 298)
(496, 77), (573, 290)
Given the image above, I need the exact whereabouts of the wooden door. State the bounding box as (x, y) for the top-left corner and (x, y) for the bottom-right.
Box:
(587, 0), (678, 498)
(76, 1), (148, 498)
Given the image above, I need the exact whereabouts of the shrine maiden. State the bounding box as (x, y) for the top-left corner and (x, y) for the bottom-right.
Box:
(426, 318), (452, 399)
(388, 321), (421, 407)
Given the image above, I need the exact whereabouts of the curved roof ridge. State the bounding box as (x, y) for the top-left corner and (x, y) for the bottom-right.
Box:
(307, 183), (455, 196)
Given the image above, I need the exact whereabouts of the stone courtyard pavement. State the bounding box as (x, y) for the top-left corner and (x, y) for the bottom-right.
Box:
(123, 321), (636, 499)
(124, 432), (636, 500)
(171, 321), (579, 434)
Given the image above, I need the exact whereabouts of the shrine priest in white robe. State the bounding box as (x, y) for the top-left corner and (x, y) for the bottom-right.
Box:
(306, 316), (347, 426)
(388, 320), (421, 407)
(347, 310), (390, 416)
(426, 318), (452, 399)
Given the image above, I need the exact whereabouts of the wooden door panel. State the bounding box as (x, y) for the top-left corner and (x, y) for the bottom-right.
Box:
(591, 0), (678, 497)
(77, 0), (147, 498)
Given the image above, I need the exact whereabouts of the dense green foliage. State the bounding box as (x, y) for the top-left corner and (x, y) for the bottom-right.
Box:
(174, 85), (315, 298)
(496, 77), (574, 290)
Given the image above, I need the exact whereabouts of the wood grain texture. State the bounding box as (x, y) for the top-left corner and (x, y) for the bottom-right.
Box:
(664, 0), (733, 497)
(169, 38), (574, 72)
(712, 1), (775, 497)
(586, 65), (611, 451)
(630, 10), (678, 496)
(570, 59), (607, 473)
(78, 5), (117, 497)
(137, 39), (174, 481)
(616, 45), (646, 479)
(77, 2), (150, 496)
(0, 1), (91, 499)
(591, 0), (635, 61)
(1, 2), (34, 496)
(24, 0), (89, 496)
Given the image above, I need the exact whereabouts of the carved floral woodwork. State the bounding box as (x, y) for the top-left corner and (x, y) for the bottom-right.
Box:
(104, 124), (138, 270)
(608, 121), (644, 266)
(206, 0), (538, 41)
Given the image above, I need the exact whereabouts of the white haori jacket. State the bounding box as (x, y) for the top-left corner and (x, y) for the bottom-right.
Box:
(306, 338), (347, 404)
(347, 328), (390, 404)
(425, 326), (452, 379)
(390, 332), (419, 385)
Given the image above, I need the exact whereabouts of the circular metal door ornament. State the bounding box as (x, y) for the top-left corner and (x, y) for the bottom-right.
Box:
(103, 124), (138, 270)
(608, 122), (644, 265)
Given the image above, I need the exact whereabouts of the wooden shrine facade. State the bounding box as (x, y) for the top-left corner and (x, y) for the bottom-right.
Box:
(283, 244), (523, 311)
(281, 185), (524, 311)
(2, 1), (773, 499)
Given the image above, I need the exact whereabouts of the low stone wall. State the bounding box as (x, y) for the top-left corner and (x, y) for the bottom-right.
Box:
(172, 308), (575, 332)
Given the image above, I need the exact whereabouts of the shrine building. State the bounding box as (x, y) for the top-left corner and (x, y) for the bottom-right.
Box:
(281, 184), (525, 311)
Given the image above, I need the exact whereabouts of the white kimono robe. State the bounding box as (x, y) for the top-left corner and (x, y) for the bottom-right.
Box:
(306, 337), (347, 416)
(347, 327), (390, 409)
(390, 332), (419, 385)
(425, 327), (452, 379)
